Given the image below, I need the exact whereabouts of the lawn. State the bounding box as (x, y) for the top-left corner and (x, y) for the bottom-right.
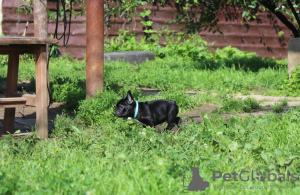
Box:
(1, 36), (300, 194)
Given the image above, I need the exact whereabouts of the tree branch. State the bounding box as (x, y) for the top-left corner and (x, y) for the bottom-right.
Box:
(259, 0), (299, 37)
(286, 0), (300, 28)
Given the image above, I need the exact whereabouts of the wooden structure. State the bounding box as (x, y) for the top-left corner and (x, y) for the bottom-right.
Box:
(0, 37), (58, 138)
(0, 0), (57, 138)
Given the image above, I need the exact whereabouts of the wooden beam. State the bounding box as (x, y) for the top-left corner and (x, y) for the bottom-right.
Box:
(35, 45), (48, 138)
(0, 97), (27, 108)
(0, 37), (58, 45)
(1, 132), (33, 139)
(11, 93), (36, 106)
(0, 45), (38, 55)
(4, 53), (19, 134)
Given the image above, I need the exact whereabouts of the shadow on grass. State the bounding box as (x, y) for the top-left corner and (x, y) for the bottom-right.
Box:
(190, 57), (285, 72)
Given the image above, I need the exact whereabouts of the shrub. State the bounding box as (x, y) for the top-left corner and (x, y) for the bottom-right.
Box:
(220, 96), (261, 113)
(215, 46), (284, 71)
(280, 98), (288, 106)
(105, 32), (214, 61)
(51, 80), (86, 111)
(272, 102), (284, 113)
(281, 65), (300, 95)
(76, 90), (120, 126)
(243, 97), (261, 111)
(105, 32), (285, 72)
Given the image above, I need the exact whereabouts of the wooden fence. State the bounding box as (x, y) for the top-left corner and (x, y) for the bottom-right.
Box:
(2, 0), (293, 59)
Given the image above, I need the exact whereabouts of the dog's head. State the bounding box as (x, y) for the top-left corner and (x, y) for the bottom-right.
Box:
(114, 90), (136, 118)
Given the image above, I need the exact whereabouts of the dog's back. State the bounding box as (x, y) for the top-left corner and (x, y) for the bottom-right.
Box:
(144, 100), (180, 129)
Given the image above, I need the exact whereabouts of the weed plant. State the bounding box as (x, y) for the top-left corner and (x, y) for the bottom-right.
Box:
(272, 103), (284, 113)
(280, 98), (289, 106)
(282, 65), (300, 96)
(219, 96), (261, 113)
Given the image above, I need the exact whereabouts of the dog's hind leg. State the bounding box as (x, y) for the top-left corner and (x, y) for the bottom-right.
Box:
(175, 117), (182, 132)
(166, 102), (180, 131)
(166, 110), (177, 131)
(166, 123), (175, 130)
(176, 117), (181, 127)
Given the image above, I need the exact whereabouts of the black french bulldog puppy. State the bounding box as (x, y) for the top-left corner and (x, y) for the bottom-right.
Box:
(114, 90), (181, 131)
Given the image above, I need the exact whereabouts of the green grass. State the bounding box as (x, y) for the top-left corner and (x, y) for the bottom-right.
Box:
(219, 96), (261, 113)
(1, 108), (300, 194)
(0, 54), (288, 111)
(105, 57), (287, 93)
(272, 103), (284, 113)
(1, 41), (300, 193)
(280, 98), (289, 106)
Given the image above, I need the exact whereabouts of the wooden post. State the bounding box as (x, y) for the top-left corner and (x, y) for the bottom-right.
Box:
(288, 38), (300, 78)
(3, 53), (19, 133)
(33, 0), (48, 39)
(33, 0), (48, 138)
(86, 0), (104, 97)
(35, 45), (48, 138)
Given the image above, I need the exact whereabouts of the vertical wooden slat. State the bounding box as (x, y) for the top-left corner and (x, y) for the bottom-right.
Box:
(4, 53), (19, 133)
(33, 0), (48, 138)
(35, 45), (48, 138)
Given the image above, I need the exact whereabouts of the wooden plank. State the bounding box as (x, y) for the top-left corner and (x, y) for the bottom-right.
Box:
(4, 53), (19, 134)
(3, 1), (83, 10)
(0, 37), (58, 45)
(0, 132), (33, 139)
(2, 9), (33, 22)
(0, 97), (27, 104)
(0, 45), (37, 54)
(2, 22), (85, 37)
(24, 94), (36, 106)
(11, 93), (36, 106)
(35, 45), (48, 138)
(0, 97), (27, 108)
(58, 47), (86, 59)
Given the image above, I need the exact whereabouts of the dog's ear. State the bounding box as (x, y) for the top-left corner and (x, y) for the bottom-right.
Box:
(122, 94), (125, 99)
(126, 90), (134, 104)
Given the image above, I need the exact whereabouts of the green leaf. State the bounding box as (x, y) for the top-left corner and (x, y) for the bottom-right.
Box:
(71, 126), (82, 134)
(14, 130), (21, 134)
(261, 151), (272, 163)
(242, 11), (249, 17)
(229, 141), (239, 151)
(143, 29), (156, 34)
(140, 10), (151, 18)
(244, 143), (252, 151)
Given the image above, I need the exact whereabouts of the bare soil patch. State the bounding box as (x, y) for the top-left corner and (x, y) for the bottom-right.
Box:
(0, 102), (64, 135)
